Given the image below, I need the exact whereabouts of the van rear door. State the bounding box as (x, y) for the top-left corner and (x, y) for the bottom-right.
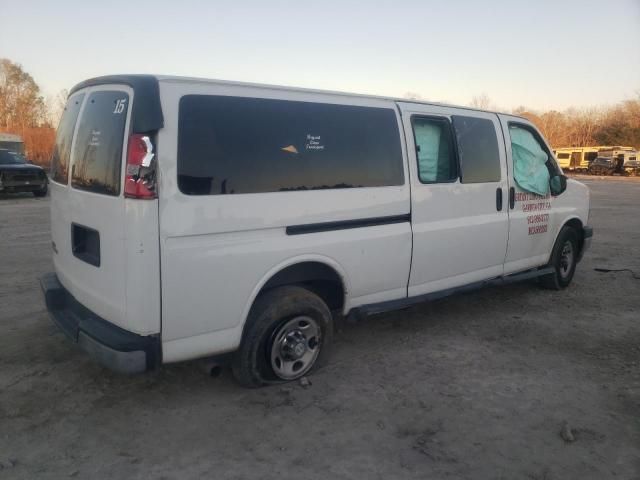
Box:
(50, 82), (161, 335)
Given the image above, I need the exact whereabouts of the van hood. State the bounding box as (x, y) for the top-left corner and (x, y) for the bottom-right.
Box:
(0, 163), (45, 173)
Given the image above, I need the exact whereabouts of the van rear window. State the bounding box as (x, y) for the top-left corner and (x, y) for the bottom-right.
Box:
(177, 95), (404, 195)
(51, 94), (84, 184)
(71, 91), (129, 196)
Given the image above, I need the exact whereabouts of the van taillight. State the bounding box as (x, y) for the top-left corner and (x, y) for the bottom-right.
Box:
(125, 134), (156, 199)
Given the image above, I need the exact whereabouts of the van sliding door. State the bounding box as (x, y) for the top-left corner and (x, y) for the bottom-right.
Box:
(397, 102), (509, 296)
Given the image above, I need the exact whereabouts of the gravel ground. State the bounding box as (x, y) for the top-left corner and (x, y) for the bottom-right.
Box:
(0, 178), (638, 479)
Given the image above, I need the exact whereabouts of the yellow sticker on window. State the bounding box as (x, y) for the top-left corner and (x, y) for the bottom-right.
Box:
(281, 145), (299, 154)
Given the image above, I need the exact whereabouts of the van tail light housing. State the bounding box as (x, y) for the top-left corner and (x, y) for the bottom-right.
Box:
(125, 134), (157, 199)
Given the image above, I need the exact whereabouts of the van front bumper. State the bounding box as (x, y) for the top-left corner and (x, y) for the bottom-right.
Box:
(39, 272), (160, 374)
(0, 180), (47, 193)
(578, 225), (593, 261)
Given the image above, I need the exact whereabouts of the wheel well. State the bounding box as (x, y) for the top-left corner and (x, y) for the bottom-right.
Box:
(260, 262), (345, 311)
(563, 218), (584, 252)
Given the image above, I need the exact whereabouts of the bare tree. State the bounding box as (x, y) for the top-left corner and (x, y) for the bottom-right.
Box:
(594, 97), (640, 147)
(46, 88), (69, 127)
(469, 93), (493, 110)
(403, 91), (424, 101)
(0, 58), (56, 164)
(562, 107), (601, 147)
(0, 58), (47, 130)
(537, 111), (567, 147)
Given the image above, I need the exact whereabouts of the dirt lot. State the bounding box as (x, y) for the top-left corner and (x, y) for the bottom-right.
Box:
(1, 177), (639, 480)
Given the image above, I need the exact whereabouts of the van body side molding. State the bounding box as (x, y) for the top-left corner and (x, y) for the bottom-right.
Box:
(286, 214), (411, 236)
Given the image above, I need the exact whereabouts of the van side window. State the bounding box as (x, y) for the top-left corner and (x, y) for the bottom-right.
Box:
(451, 116), (501, 183)
(509, 124), (553, 196)
(50, 94), (84, 185)
(177, 95), (404, 195)
(584, 151), (598, 163)
(411, 117), (457, 183)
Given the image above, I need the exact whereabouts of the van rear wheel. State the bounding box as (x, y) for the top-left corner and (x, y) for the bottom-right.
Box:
(231, 285), (333, 388)
(539, 226), (579, 290)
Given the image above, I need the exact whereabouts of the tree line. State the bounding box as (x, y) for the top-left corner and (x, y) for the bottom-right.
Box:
(514, 102), (640, 149)
(470, 93), (640, 149)
(1, 58), (639, 168)
(0, 58), (65, 164)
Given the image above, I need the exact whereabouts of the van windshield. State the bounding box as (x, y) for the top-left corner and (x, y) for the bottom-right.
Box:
(71, 91), (129, 195)
(0, 141), (23, 153)
(0, 150), (26, 164)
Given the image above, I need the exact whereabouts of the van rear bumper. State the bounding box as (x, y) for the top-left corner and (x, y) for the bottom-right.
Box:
(39, 272), (160, 374)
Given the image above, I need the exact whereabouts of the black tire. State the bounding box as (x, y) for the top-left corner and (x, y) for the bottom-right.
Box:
(539, 226), (580, 290)
(231, 285), (333, 388)
(33, 185), (47, 197)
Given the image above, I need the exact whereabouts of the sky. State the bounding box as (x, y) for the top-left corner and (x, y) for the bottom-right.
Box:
(1, 0), (639, 111)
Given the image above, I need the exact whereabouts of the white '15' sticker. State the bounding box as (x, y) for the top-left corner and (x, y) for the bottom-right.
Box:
(113, 99), (127, 114)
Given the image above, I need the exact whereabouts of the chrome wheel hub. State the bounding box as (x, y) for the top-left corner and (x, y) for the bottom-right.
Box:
(559, 241), (574, 279)
(270, 316), (320, 380)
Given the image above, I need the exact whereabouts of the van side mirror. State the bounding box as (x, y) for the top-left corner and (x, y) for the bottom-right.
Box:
(550, 174), (567, 196)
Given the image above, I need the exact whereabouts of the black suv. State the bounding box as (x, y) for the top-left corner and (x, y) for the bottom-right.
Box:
(588, 156), (618, 176)
(0, 149), (48, 197)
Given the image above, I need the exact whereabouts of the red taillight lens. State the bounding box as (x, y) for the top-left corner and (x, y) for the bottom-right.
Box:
(125, 134), (156, 199)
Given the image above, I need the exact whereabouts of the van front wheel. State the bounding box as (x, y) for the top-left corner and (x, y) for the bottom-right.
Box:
(539, 226), (579, 290)
(33, 185), (47, 197)
(232, 285), (333, 388)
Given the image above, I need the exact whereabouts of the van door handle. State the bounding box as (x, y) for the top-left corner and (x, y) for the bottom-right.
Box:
(509, 187), (515, 209)
(496, 187), (503, 211)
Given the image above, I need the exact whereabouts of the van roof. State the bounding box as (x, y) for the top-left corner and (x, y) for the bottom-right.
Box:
(70, 73), (526, 121)
(0, 133), (22, 142)
(156, 74), (519, 115)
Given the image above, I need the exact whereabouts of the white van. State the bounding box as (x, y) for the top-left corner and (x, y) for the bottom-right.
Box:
(41, 75), (592, 386)
(622, 151), (639, 175)
(554, 148), (575, 170)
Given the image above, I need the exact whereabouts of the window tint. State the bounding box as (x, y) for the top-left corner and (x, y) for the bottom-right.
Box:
(71, 91), (129, 195)
(0, 150), (25, 165)
(451, 115), (501, 183)
(51, 93), (84, 184)
(411, 117), (457, 183)
(177, 95), (404, 195)
(584, 152), (597, 163)
(0, 141), (23, 153)
(557, 153), (570, 159)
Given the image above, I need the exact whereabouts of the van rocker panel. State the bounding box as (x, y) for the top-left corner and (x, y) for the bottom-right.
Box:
(39, 272), (160, 373)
